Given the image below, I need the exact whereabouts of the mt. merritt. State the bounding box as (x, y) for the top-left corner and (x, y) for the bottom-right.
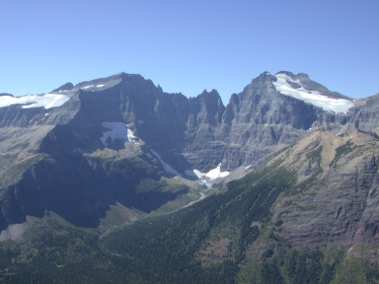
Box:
(0, 71), (378, 283)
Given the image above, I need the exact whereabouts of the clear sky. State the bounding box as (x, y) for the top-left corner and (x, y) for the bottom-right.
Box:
(0, 0), (378, 102)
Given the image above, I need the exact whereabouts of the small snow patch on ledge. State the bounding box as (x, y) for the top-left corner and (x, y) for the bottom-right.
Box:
(101, 122), (140, 147)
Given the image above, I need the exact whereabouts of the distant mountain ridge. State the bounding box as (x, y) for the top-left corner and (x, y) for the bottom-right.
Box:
(0, 71), (355, 169)
(0, 70), (373, 232)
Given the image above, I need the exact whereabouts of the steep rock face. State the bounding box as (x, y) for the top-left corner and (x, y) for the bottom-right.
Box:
(349, 93), (379, 137)
(180, 90), (226, 170)
(65, 74), (226, 172)
(148, 71), (347, 171)
(218, 72), (326, 169)
(269, 130), (379, 248)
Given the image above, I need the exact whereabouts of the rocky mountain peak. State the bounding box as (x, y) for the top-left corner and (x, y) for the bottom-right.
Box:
(70, 72), (154, 94)
(51, 82), (74, 93)
(251, 71), (277, 84)
(197, 89), (224, 108)
(238, 72), (277, 101)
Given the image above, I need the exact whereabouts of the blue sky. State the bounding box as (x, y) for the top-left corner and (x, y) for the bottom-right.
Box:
(0, 0), (378, 102)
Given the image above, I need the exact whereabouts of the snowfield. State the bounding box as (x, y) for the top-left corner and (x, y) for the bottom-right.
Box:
(101, 122), (139, 147)
(193, 163), (230, 182)
(273, 73), (354, 114)
(0, 93), (70, 109)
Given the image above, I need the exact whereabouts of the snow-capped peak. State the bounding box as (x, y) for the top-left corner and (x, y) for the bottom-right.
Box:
(273, 73), (354, 114)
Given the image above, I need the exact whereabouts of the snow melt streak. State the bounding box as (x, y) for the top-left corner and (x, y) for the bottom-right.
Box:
(273, 73), (354, 114)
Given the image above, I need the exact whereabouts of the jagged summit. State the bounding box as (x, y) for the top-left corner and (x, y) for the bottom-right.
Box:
(199, 89), (219, 95)
(197, 89), (224, 105)
(0, 71), (355, 115)
(251, 70), (276, 81)
(51, 82), (74, 93)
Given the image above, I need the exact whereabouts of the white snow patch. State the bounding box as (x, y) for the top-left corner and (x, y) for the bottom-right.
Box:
(244, 165), (252, 170)
(193, 163), (230, 184)
(150, 150), (181, 176)
(0, 223), (28, 242)
(127, 128), (138, 143)
(273, 73), (354, 114)
(80, 84), (94, 90)
(101, 122), (139, 147)
(0, 93), (70, 109)
(80, 83), (106, 90)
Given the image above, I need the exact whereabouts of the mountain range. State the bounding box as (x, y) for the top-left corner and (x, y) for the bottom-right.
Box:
(0, 71), (378, 283)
